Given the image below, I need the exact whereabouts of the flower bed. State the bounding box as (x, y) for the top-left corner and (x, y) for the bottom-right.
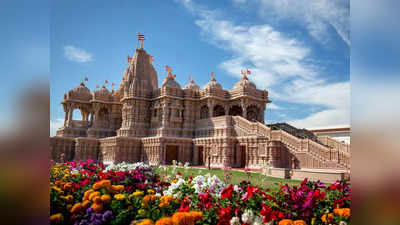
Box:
(50, 160), (350, 225)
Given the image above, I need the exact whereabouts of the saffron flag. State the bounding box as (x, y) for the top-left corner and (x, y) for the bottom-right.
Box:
(96, 85), (99, 89)
(127, 55), (132, 63)
(150, 56), (154, 64)
(210, 72), (215, 79)
(165, 65), (172, 72)
(246, 68), (251, 75)
(138, 34), (145, 40)
(105, 80), (108, 84)
(84, 77), (88, 81)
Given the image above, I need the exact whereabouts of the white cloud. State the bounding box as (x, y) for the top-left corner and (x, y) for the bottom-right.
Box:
(64, 45), (93, 62)
(176, 0), (349, 129)
(235, 0), (350, 45)
(50, 118), (64, 136)
(268, 103), (281, 110)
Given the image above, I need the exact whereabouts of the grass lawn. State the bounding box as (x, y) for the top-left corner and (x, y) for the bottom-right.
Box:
(154, 166), (302, 190)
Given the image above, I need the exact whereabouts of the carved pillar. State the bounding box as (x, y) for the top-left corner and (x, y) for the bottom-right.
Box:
(68, 104), (74, 126)
(208, 100), (214, 118)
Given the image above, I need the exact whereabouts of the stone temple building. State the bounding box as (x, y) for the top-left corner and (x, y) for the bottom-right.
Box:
(50, 45), (350, 172)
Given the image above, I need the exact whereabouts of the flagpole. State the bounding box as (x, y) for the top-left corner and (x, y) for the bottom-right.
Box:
(136, 32), (140, 49)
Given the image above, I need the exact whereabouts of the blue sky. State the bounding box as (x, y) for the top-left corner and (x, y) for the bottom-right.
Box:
(50, 0), (349, 135)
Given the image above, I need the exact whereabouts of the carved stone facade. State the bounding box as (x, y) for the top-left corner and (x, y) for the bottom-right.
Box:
(50, 46), (350, 170)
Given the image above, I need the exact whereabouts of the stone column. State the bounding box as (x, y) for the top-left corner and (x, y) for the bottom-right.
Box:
(208, 100), (214, 118)
(68, 104), (73, 127)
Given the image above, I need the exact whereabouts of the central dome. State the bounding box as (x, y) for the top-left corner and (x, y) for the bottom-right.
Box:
(204, 77), (223, 90)
(183, 78), (200, 90)
(234, 75), (256, 90)
(162, 73), (181, 89)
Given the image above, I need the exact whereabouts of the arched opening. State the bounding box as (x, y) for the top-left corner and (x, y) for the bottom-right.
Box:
(229, 105), (243, 116)
(72, 108), (83, 120)
(213, 105), (225, 117)
(246, 105), (259, 122)
(200, 105), (209, 119)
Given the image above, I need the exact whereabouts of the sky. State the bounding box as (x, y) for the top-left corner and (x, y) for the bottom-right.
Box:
(49, 0), (350, 136)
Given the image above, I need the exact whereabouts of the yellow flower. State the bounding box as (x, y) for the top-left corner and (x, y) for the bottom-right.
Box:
(50, 213), (62, 224)
(293, 220), (307, 225)
(334, 208), (351, 218)
(147, 189), (155, 194)
(114, 194), (126, 201)
(155, 217), (173, 225)
(100, 180), (111, 188)
(101, 194), (112, 204)
(63, 182), (72, 190)
(279, 219), (294, 225)
(130, 191), (144, 198)
(137, 219), (154, 225)
(171, 179), (177, 183)
(159, 195), (174, 208)
(64, 195), (73, 203)
(91, 203), (103, 213)
(70, 203), (82, 214)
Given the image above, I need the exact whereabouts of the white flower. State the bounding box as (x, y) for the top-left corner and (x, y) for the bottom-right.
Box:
(253, 216), (264, 225)
(241, 209), (254, 224)
(230, 217), (240, 225)
(339, 221), (347, 225)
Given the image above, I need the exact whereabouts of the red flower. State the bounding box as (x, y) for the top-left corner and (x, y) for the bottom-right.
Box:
(260, 203), (283, 223)
(312, 189), (326, 201)
(217, 206), (232, 225)
(198, 192), (213, 209)
(241, 185), (256, 202)
(178, 197), (190, 212)
(221, 184), (234, 199)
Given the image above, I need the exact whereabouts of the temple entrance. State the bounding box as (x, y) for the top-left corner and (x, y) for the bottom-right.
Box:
(238, 145), (246, 167)
(165, 145), (179, 165)
(198, 146), (204, 165)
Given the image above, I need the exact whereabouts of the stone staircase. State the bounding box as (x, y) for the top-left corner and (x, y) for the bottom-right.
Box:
(231, 116), (350, 170)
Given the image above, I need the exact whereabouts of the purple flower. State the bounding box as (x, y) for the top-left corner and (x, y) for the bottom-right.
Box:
(102, 210), (113, 222)
(86, 207), (94, 214)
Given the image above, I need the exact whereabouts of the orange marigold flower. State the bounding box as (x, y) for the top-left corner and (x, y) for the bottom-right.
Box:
(112, 185), (124, 193)
(100, 179), (111, 188)
(189, 211), (203, 221)
(88, 191), (100, 201)
(93, 182), (102, 190)
(279, 219), (294, 225)
(70, 203), (82, 214)
(342, 208), (350, 218)
(82, 200), (91, 208)
(155, 217), (173, 225)
(171, 179), (177, 183)
(50, 213), (62, 224)
(91, 203), (103, 213)
(93, 196), (102, 204)
(321, 213), (334, 223)
(63, 182), (73, 190)
(147, 189), (155, 194)
(83, 189), (94, 201)
(172, 212), (194, 225)
(65, 195), (74, 203)
(137, 219), (155, 225)
(101, 194), (112, 204)
(293, 220), (307, 225)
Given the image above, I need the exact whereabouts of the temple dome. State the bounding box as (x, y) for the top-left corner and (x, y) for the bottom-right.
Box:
(162, 74), (181, 89)
(204, 77), (223, 90)
(233, 75), (256, 90)
(183, 79), (200, 91)
(66, 82), (91, 101)
(93, 85), (111, 101)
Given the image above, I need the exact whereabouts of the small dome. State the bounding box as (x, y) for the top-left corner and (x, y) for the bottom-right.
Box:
(234, 75), (256, 90)
(162, 73), (181, 89)
(66, 82), (91, 101)
(204, 77), (223, 90)
(183, 79), (200, 90)
(93, 85), (111, 101)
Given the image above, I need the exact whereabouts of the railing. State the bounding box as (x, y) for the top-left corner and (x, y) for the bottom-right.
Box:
(318, 136), (350, 153)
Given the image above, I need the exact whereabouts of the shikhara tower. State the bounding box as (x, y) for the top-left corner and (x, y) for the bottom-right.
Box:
(51, 44), (350, 174)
